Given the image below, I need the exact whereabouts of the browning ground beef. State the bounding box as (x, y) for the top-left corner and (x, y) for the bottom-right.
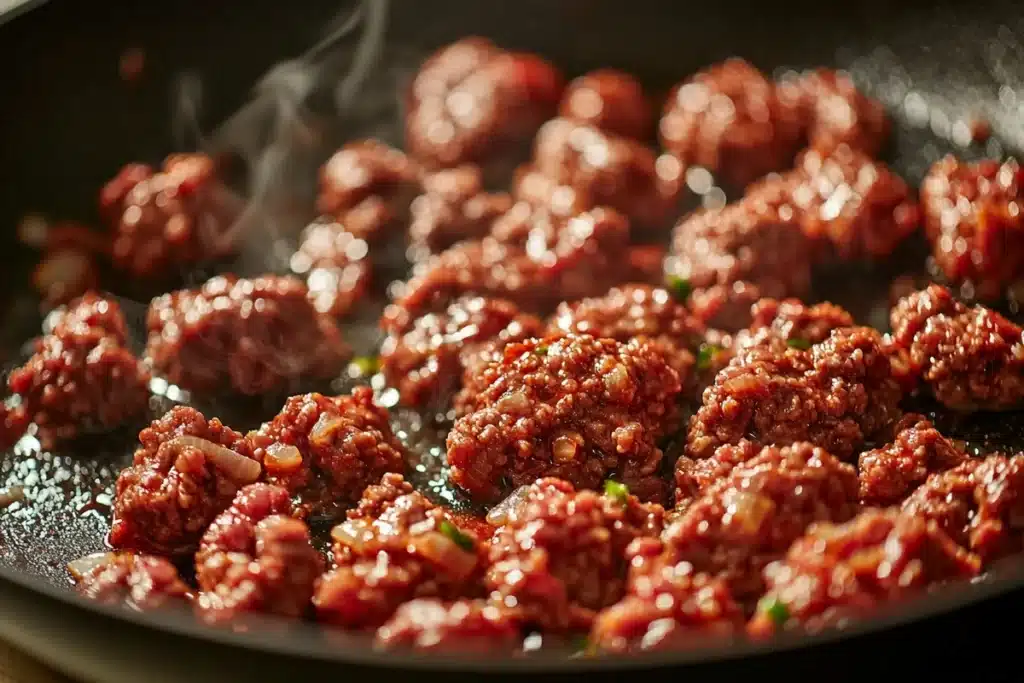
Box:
(674, 439), (763, 508)
(485, 477), (664, 631)
(145, 275), (350, 395)
(375, 599), (521, 652)
(246, 388), (406, 520)
(316, 140), (422, 244)
(661, 442), (859, 600)
(732, 297), (855, 352)
(380, 296), (543, 410)
(590, 537), (743, 653)
(858, 415), (967, 506)
(448, 334), (681, 503)
(313, 474), (488, 629)
(405, 38), (563, 169)
(748, 508), (980, 637)
(289, 219), (372, 318)
(546, 284), (705, 382)
(0, 404), (28, 451)
(688, 326), (901, 460)
(72, 552), (191, 610)
(46, 292), (130, 344)
(408, 165), (513, 257)
(666, 193), (814, 331)
(559, 69), (652, 140)
(889, 284), (1024, 410)
(920, 156), (1024, 300)
(902, 454), (1024, 563)
(195, 483), (323, 623)
(99, 154), (238, 280)
(110, 406), (259, 556)
(790, 68), (890, 157)
(659, 58), (805, 189)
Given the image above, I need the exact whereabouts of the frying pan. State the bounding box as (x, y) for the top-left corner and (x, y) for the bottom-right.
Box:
(1, 0), (1024, 680)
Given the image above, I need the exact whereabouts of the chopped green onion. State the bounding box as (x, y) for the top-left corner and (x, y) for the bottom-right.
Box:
(666, 275), (692, 302)
(571, 635), (591, 656)
(352, 356), (380, 375)
(603, 479), (630, 503)
(696, 343), (722, 371)
(438, 519), (475, 552)
(786, 337), (812, 350)
(758, 596), (790, 626)
(535, 344), (549, 357)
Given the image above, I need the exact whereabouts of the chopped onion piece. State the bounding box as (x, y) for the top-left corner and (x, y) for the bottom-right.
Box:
(67, 552), (115, 581)
(309, 412), (344, 447)
(264, 443), (303, 474)
(331, 519), (373, 553)
(408, 531), (477, 582)
(486, 485), (530, 527)
(169, 435), (261, 484)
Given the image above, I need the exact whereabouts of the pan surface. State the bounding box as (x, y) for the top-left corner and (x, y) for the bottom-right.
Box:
(1, 0), (1024, 679)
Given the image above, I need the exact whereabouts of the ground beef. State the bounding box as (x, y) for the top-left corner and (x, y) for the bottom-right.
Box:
(289, 218), (372, 318)
(448, 334), (681, 503)
(316, 140), (422, 244)
(674, 439), (763, 508)
(313, 473), (488, 628)
(546, 284), (704, 382)
(662, 442), (859, 600)
(8, 329), (150, 447)
(526, 117), (682, 230)
(902, 454), (1024, 563)
(559, 69), (652, 140)
(485, 477), (664, 631)
(145, 274), (350, 395)
(382, 207), (632, 330)
(32, 247), (101, 310)
(109, 406), (258, 555)
(407, 165), (513, 258)
(246, 388), (406, 521)
(688, 326), (902, 460)
(920, 156), (1024, 300)
(659, 58), (804, 189)
(99, 154), (238, 280)
(380, 295), (543, 410)
(375, 599), (521, 652)
(666, 194), (814, 331)
(627, 245), (669, 285)
(73, 552), (191, 610)
(194, 483), (322, 623)
(46, 292), (130, 344)
(889, 284), (1024, 410)
(732, 297), (855, 352)
(590, 538), (743, 653)
(748, 508), (980, 637)
(405, 38), (563, 168)
(0, 404), (28, 451)
(790, 69), (890, 157)
(858, 415), (967, 506)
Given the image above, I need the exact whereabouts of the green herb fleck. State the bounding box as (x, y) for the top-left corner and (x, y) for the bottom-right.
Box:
(786, 337), (812, 350)
(666, 275), (692, 302)
(603, 479), (630, 503)
(570, 635), (592, 657)
(352, 356), (380, 375)
(758, 596), (790, 626)
(696, 343), (723, 371)
(535, 344), (549, 357)
(438, 519), (475, 552)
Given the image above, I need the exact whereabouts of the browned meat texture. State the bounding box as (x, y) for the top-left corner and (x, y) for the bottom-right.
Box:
(246, 388), (406, 520)
(659, 58), (805, 189)
(485, 477), (664, 631)
(313, 474), (487, 628)
(195, 483), (322, 622)
(674, 440), (763, 508)
(748, 508), (980, 637)
(559, 69), (652, 140)
(790, 68), (890, 157)
(890, 284), (1024, 410)
(380, 296), (543, 410)
(902, 454), (1024, 563)
(732, 297), (855, 352)
(375, 599), (521, 652)
(110, 406), (259, 556)
(46, 292), (130, 344)
(920, 156), (1024, 300)
(99, 154), (238, 279)
(145, 275), (350, 395)
(408, 165), (513, 257)
(448, 334), (681, 503)
(73, 552), (191, 610)
(405, 38), (563, 168)
(688, 327), (902, 460)
(858, 415), (967, 506)
(290, 219), (372, 317)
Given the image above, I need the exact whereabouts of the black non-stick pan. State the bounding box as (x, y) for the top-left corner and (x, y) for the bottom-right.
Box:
(2, 0), (1024, 681)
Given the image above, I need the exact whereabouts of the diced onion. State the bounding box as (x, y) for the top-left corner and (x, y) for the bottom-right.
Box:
(264, 443), (303, 475)
(552, 432), (582, 462)
(486, 485), (530, 527)
(331, 519), (372, 553)
(408, 531), (477, 582)
(309, 412), (344, 447)
(169, 436), (261, 484)
(67, 552), (115, 581)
